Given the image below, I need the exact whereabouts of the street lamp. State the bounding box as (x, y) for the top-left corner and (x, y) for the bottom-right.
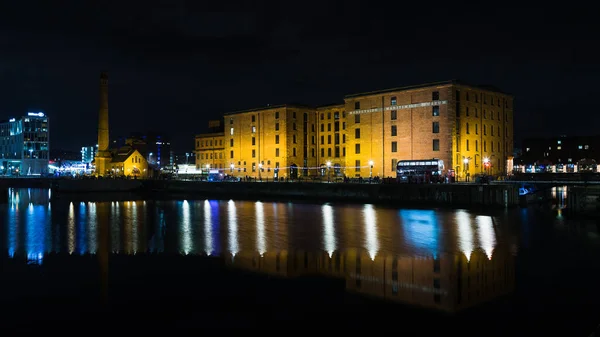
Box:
(326, 161), (331, 182)
(463, 157), (470, 182)
(483, 157), (490, 175)
(368, 160), (374, 179)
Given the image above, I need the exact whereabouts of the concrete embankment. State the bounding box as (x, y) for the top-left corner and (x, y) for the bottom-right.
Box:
(144, 181), (520, 208)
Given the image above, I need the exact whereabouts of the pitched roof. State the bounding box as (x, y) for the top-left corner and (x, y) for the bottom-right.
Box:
(110, 146), (136, 163)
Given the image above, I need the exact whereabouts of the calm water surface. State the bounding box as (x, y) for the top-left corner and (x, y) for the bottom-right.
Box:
(1, 187), (600, 334)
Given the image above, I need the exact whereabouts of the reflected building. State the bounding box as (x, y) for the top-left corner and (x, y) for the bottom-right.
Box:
(226, 248), (515, 312)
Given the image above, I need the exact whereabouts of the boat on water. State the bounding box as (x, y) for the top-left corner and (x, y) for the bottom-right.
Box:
(51, 179), (143, 193)
(519, 184), (537, 196)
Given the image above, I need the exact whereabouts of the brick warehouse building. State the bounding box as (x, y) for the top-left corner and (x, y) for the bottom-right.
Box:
(195, 80), (514, 180)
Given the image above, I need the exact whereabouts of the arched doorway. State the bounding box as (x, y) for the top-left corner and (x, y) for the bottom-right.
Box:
(131, 167), (141, 177)
(320, 164), (327, 176)
(289, 164), (298, 180)
(334, 163), (341, 176)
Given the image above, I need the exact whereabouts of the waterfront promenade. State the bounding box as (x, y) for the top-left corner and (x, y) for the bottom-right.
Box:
(0, 177), (519, 208)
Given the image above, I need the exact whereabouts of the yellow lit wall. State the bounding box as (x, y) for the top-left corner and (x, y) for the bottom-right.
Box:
(109, 149), (148, 178)
(223, 105), (319, 179)
(315, 104), (346, 177)
(194, 81), (514, 179)
(195, 132), (225, 170)
(454, 86), (514, 179)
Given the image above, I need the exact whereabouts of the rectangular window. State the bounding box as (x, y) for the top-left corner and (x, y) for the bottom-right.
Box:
(391, 96), (397, 106)
(432, 122), (440, 133)
(391, 141), (397, 152)
(293, 135), (297, 143)
(328, 148), (332, 157)
(354, 114), (360, 123)
(335, 147), (340, 157)
(293, 123), (296, 130)
(328, 123), (331, 132)
(391, 110), (397, 120)
(432, 106), (440, 116)
(355, 144), (360, 154)
(252, 137), (256, 146)
(354, 102), (360, 110)
(334, 133), (340, 145)
(251, 115), (256, 122)
(252, 163), (256, 172)
(321, 124), (324, 132)
(230, 150), (233, 158)
(466, 140), (469, 151)
(355, 128), (360, 139)
(230, 127), (234, 135)
(320, 135), (324, 145)
(275, 111), (279, 119)
(335, 122), (340, 132)
(327, 135), (331, 144)
(433, 139), (440, 151)
(355, 160), (361, 172)
(293, 148), (296, 156)
(230, 139), (233, 147)
(251, 126), (256, 133)
(252, 149), (256, 158)
(343, 147), (346, 156)
(432, 91), (439, 101)
(321, 148), (325, 157)
(275, 148), (279, 157)
(391, 125), (397, 136)
(275, 123), (279, 131)
(275, 135), (279, 144)
(392, 158), (397, 170)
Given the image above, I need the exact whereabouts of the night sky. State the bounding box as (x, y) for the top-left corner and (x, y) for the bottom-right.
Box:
(0, 1), (598, 152)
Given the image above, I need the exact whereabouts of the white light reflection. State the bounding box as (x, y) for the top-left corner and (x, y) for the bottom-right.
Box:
(68, 202), (75, 254)
(363, 204), (379, 260)
(456, 210), (474, 261)
(203, 200), (213, 256)
(476, 215), (496, 259)
(322, 204), (336, 258)
(131, 201), (138, 253)
(228, 200), (239, 257)
(88, 202), (97, 254)
(181, 200), (192, 254)
(256, 201), (266, 256)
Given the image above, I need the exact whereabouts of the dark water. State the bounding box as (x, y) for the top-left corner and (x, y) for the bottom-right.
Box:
(1, 188), (600, 335)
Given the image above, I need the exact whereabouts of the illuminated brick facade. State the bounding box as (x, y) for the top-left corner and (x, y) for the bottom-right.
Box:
(195, 132), (225, 170)
(195, 81), (514, 179)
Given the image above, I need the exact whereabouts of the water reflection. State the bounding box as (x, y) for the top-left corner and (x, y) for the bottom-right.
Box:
(226, 248), (515, 312)
(2, 188), (518, 310)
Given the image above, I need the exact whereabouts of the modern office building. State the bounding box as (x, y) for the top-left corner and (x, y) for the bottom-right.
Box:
(81, 145), (97, 164)
(0, 112), (50, 175)
(195, 80), (514, 180)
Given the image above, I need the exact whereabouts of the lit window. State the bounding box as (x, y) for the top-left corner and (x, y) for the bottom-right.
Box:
(557, 146), (562, 150)
(578, 145), (583, 149)
(557, 140), (561, 144)
(252, 126), (256, 133)
(526, 148), (530, 152)
(585, 145), (589, 150)
(230, 127), (234, 135)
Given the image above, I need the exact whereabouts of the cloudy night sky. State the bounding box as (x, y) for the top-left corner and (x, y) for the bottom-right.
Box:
(0, 1), (598, 152)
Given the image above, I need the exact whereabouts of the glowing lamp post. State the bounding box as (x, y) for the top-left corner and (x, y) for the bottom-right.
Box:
(483, 157), (490, 175)
(463, 157), (470, 182)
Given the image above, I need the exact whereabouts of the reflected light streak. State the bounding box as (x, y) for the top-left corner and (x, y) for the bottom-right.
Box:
(456, 210), (474, 261)
(255, 201), (266, 256)
(131, 201), (138, 253)
(68, 202), (75, 254)
(228, 200), (239, 257)
(88, 203), (98, 254)
(181, 200), (192, 255)
(322, 204), (336, 258)
(476, 215), (496, 259)
(363, 204), (379, 260)
(78, 202), (87, 254)
(26, 203), (45, 264)
(400, 209), (439, 256)
(203, 200), (213, 255)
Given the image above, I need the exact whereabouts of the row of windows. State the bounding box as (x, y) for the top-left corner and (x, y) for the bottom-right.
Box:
(465, 123), (509, 137)
(456, 89), (509, 108)
(463, 107), (509, 121)
(198, 139), (223, 147)
(353, 140), (441, 154)
(460, 140), (508, 153)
